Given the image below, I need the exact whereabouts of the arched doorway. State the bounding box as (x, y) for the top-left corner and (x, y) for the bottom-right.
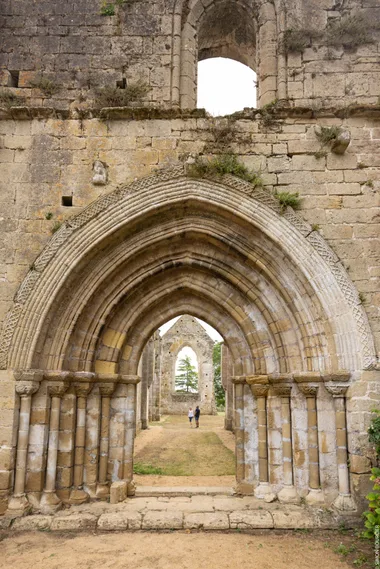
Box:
(2, 167), (375, 513)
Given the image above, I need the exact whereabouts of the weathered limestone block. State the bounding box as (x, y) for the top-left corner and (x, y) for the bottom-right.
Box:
(183, 512), (229, 530)
(12, 515), (52, 531)
(229, 511), (274, 529)
(51, 513), (98, 531)
(97, 511), (142, 530)
(142, 510), (183, 529)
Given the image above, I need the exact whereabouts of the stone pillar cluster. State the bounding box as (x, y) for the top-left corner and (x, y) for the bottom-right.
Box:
(7, 370), (140, 514)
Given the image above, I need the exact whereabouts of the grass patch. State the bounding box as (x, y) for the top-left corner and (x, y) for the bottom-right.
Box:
(95, 81), (150, 108)
(133, 462), (164, 475)
(280, 28), (321, 53)
(29, 77), (60, 97)
(188, 153), (263, 188)
(326, 14), (377, 49)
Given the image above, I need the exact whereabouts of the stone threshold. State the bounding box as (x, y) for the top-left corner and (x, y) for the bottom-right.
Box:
(0, 494), (360, 532)
(135, 486), (235, 497)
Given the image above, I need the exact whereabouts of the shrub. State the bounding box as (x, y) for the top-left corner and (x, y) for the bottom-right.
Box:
(275, 191), (301, 212)
(362, 467), (380, 539)
(0, 90), (23, 107)
(280, 28), (321, 53)
(95, 81), (150, 108)
(368, 409), (380, 456)
(188, 154), (263, 187)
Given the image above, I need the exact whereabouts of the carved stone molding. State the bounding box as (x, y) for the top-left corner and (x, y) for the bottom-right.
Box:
(246, 375), (269, 385)
(298, 384), (319, 397)
(119, 375), (141, 385)
(323, 371), (351, 383)
(268, 373), (293, 383)
(44, 371), (71, 382)
(231, 376), (247, 385)
(325, 384), (349, 398)
(71, 372), (95, 383)
(293, 372), (322, 383)
(98, 383), (116, 397)
(48, 382), (69, 398)
(14, 369), (43, 383)
(250, 385), (270, 398)
(15, 381), (39, 397)
(96, 373), (120, 384)
(272, 384), (292, 397)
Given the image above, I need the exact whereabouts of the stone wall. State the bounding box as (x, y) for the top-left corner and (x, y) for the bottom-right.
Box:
(160, 315), (216, 415)
(0, 0), (379, 109)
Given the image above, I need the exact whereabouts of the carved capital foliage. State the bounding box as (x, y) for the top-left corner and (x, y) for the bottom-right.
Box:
(272, 384), (292, 398)
(98, 383), (116, 397)
(48, 382), (69, 398)
(250, 385), (270, 398)
(325, 384), (349, 398)
(72, 382), (92, 397)
(298, 384), (318, 397)
(15, 381), (39, 397)
(14, 369), (43, 383)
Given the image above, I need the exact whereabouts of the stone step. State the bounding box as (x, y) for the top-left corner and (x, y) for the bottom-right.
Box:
(134, 486), (235, 497)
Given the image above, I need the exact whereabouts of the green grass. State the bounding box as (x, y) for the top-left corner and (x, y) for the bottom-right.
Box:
(133, 462), (164, 475)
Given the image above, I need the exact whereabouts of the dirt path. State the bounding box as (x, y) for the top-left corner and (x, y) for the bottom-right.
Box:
(134, 414), (236, 486)
(0, 531), (355, 569)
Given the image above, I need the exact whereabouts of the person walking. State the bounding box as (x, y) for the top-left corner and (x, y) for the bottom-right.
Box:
(188, 407), (194, 427)
(194, 405), (200, 428)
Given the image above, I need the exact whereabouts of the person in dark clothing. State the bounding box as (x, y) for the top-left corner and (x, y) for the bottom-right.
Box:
(194, 406), (200, 428)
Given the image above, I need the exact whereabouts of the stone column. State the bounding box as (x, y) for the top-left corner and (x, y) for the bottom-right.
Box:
(272, 384), (300, 504)
(232, 376), (248, 493)
(141, 338), (154, 430)
(8, 373), (41, 512)
(298, 384), (324, 505)
(221, 344), (234, 431)
(40, 380), (69, 513)
(250, 383), (271, 499)
(96, 382), (116, 499)
(326, 384), (356, 511)
(69, 379), (93, 504)
(122, 375), (140, 496)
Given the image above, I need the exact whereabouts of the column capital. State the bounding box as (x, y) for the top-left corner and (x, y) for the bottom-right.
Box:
(15, 381), (39, 397)
(246, 375), (269, 385)
(322, 371), (351, 383)
(98, 382), (116, 397)
(48, 382), (69, 398)
(298, 384), (319, 397)
(72, 382), (93, 397)
(250, 384), (270, 398)
(14, 369), (43, 383)
(119, 375), (140, 385)
(325, 384), (349, 398)
(272, 384), (292, 397)
(293, 372), (322, 383)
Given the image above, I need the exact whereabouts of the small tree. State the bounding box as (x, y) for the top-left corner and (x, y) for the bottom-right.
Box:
(213, 342), (225, 408)
(175, 355), (198, 393)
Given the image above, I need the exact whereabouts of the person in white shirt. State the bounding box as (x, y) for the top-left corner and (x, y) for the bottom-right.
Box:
(188, 407), (194, 427)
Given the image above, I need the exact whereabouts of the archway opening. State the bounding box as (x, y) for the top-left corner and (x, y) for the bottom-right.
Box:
(133, 314), (236, 489)
(197, 57), (257, 115)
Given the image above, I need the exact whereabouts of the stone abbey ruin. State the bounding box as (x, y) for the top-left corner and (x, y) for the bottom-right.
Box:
(0, 0), (380, 523)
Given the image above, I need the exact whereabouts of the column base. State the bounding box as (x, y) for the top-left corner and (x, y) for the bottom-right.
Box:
(278, 485), (301, 505)
(127, 480), (136, 496)
(333, 493), (356, 512)
(305, 489), (325, 506)
(254, 482), (276, 502)
(235, 481), (254, 495)
(85, 483), (97, 499)
(69, 487), (89, 505)
(110, 480), (128, 504)
(7, 494), (31, 515)
(40, 491), (62, 514)
(96, 483), (110, 500)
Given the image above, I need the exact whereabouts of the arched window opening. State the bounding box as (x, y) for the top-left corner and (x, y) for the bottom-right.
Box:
(175, 347), (199, 393)
(197, 57), (257, 116)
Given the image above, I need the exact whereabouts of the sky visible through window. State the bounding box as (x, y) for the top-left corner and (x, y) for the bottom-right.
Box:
(197, 57), (257, 116)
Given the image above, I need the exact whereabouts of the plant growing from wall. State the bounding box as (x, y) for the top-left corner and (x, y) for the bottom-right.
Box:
(175, 355), (198, 393)
(0, 90), (23, 107)
(29, 77), (60, 97)
(188, 153), (263, 188)
(325, 14), (377, 49)
(280, 28), (321, 54)
(95, 81), (150, 108)
(275, 191), (301, 213)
